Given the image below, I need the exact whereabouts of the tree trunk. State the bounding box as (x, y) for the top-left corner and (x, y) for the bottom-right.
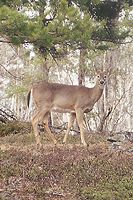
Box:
(97, 51), (111, 132)
(42, 58), (50, 81)
(78, 49), (87, 86)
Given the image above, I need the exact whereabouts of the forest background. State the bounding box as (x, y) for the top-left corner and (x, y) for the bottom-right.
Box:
(0, 0), (133, 133)
(0, 1), (133, 200)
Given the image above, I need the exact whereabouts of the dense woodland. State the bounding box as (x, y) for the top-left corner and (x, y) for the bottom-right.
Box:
(0, 1), (133, 200)
(0, 0), (133, 133)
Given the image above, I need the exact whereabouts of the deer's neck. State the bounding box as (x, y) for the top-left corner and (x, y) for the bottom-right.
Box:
(92, 84), (104, 103)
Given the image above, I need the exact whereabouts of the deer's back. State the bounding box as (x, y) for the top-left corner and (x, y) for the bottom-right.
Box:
(32, 81), (93, 110)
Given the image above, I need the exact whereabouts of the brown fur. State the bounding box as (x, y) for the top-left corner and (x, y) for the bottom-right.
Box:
(28, 71), (107, 146)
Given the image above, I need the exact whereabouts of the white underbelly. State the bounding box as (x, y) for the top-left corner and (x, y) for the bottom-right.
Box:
(51, 106), (92, 113)
(51, 106), (75, 113)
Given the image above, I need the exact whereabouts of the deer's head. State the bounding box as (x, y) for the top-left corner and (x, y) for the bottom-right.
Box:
(96, 70), (107, 89)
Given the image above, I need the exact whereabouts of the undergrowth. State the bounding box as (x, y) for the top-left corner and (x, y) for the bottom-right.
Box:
(0, 122), (132, 200)
(0, 133), (133, 200)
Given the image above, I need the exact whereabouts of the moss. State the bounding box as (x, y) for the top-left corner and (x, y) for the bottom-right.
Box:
(80, 178), (133, 200)
(0, 121), (31, 137)
(0, 133), (133, 200)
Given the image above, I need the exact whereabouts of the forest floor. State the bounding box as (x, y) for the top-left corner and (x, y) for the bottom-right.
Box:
(0, 129), (133, 200)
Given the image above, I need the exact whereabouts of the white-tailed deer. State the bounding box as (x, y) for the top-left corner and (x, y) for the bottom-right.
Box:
(27, 70), (107, 146)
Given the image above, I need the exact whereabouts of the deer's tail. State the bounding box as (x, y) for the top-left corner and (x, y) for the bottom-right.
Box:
(27, 90), (31, 108)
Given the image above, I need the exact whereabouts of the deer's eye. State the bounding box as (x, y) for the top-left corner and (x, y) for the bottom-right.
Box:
(104, 75), (106, 78)
(97, 75), (100, 78)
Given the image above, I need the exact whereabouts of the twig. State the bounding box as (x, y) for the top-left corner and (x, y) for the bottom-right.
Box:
(98, 107), (113, 132)
(0, 63), (19, 79)
(39, 122), (80, 134)
(0, 108), (17, 121)
(108, 81), (133, 124)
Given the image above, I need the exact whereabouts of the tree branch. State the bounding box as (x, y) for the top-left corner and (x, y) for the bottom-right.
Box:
(0, 63), (23, 80)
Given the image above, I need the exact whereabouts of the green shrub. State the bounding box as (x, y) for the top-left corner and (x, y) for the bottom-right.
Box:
(0, 121), (31, 137)
(80, 178), (133, 200)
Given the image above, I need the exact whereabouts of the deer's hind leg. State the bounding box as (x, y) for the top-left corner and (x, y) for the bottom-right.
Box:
(32, 109), (47, 147)
(42, 112), (57, 145)
(63, 113), (76, 144)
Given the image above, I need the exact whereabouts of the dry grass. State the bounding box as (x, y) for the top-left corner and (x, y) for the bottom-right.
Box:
(0, 128), (133, 200)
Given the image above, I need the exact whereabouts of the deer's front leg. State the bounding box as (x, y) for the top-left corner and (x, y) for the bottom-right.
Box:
(63, 113), (76, 144)
(75, 108), (87, 147)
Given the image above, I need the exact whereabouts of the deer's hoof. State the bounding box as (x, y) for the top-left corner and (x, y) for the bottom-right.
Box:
(53, 140), (58, 146)
(36, 143), (42, 149)
(62, 140), (67, 145)
(82, 142), (88, 147)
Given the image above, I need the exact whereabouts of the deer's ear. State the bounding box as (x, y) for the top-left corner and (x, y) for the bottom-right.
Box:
(95, 69), (101, 75)
(93, 63), (99, 73)
(103, 70), (107, 76)
(93, 63), (102, 75)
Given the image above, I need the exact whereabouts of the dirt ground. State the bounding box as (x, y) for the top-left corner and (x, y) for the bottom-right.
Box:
(0, 132), (133, 200)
